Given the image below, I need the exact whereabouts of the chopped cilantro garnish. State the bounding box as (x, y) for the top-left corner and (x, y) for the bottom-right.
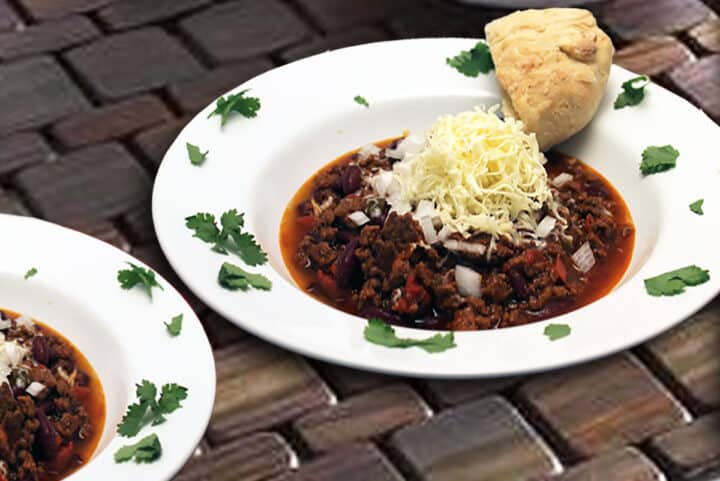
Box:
(185, 209), (268, 266)
(640, 145), (679, 176)
(117, 263), (163, 299)
(218, 262), (272, 291)
(186, 142), (208, 166)
(117, 380), (188, 437)
(544, 323), (571, 341)
(689, 199), (704, 215)
(614, 75), (649, 109)
(354, 95), (369, 108)
(24, 267), (37, 280)
(207, 89), (260, 126)
(446, 41), (494, 77)
(114, 433), (162, 463)
(644, 265), (710, 296)
(363, 318), (456, 353)
(165, 314), (183, 337)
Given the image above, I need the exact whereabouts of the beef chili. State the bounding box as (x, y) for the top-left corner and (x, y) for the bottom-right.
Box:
(280, 137), (635, 331)
(0, 310), (104, 481)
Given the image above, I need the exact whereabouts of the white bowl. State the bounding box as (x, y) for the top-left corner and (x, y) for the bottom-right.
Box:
(152, 38), (719, 378)
(0, 214), (215, 480)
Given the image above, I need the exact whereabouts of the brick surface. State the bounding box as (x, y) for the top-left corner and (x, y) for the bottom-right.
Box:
(690, 19), (720, 53)
(600, 0), (713, 41)
(669, 55), (720, 122)
(174, 433), (295, 481)
(14, 143), (150, 225)
(295, 384), (430, 453)
(423, 377), (521, 407)
(209, 340), (333, 443)
(132, 116), (193, 166)
(313, 363), (392, 398)
(0, 189), (31, 216)
(64, 28), (204, 101)
(18, 0), (112, 19)
(201, 310), (248, 349)
(120, 204), (156, 244)
(72, 220), (131, 252)
(271, 443), (404, 481)
(0, 1), (22, 32)
(390, 396), (559, 481)
(389, 5), (505, 39)
(97, 0), (211, 30)
(296, 0), (415, 31)
(0, 56), (89, 136)
(647, 299), (720, 408)
(51, 95), (172, 148)
(280, 27), (389, 63)
(0, 133), (53, 176)
(548, 448), (664, 481)
(168, 60), (274, 113)
(615, 36), (695, 76)
(0, 15), (99, 60)
(652, 412), (720, 477)
(520, 353), (690, 458)
(179, 1), (310, 63)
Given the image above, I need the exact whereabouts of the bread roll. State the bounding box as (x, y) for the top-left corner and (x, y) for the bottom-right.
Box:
(485, 8), (613, 151)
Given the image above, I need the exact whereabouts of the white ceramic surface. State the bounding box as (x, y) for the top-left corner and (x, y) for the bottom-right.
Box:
(152, 38), (720, 378)
(0, 214), (215, 480)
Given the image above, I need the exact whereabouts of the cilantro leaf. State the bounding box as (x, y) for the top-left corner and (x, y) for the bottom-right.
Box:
(136, 380), (157, 404)
(165, 314), (183, 337)
(614, 75), (649, 109)
(220, 208), (245, 233)
(157, 383), (188, 414)
(114, 433), (162, 464)
(117, 401), (148, 437)
(446, 41), (494, 77)
(218, 262), (272, 291)
(185, 213), (222, 244)
(544, 323), (571, 341)
(185, 209), (268, 266)
(231, 232), (268, 266)
(644, 265), (710, 296)
(689, 199), (704, 215)
(354, 95), (369, 108)
(186, 142), (208, 166)
(207, 89), (261, 126)
(117, 380), (188, 437)
(117, 263), (163, 299)
(640, 145), (679, 175)
(363, 318), (456, 353)
(24, 267), (37, 280)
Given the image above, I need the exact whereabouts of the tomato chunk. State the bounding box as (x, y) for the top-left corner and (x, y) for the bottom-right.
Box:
(554, 255), (568, 284)
(296, 215), (317, 231)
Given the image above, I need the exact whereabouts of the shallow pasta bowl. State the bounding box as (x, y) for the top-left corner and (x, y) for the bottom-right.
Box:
(152, 38), (719, 378)
(0, 214), (215, 480)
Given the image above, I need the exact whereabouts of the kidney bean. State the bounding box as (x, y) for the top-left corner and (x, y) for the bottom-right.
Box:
(75, 371), (90, 387)
(341, 165), (362, 194)
(507, 268), (529, 299)
(32, 336), (50, 366)
(336, 230), (354, 243)
(12, 386), (25, 398)
(359, 306), (402, 325)
(36, 411), (59, 459)
(335, 238), (359, 288)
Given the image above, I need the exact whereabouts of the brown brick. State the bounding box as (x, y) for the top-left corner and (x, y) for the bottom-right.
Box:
(174, 433), (295, 481)
(17, 0), (112, 19)
(280, 27), (389, 63)
(209, 340), (333, 443)
(520, 353), (690, 457)
(14, 143), (150, 224)
(71, 220), (131, 252)
(168, 60), (274, 113)
(97, 0), (211, 30)
(389, 4), (505, 39)
(132, 116), (192, 166)
(201, 310), (248, 349)
(0, 15), (99, 60)
(390, 396), (559, 481)
(0, 133), (54, 175)
(548, 448), (664, 481)
(652, 412), (720, 477)
(669, 55), (720, 123)
(120, 204), (156, 244)
(271, 443), (404, 481)
(599, 0), (713, 41)
(296, 0), (415, 31)
(423, 377), (521, 407)
(64, 28), (204, 100)
(0, 56), (89, 136)
(647, 299), (720, 408)
(690, 19), (720, 53)
(313, 362), (393, 398)
(615, 36), (695, 76)
(51, 95), (172, 148)
(0, 189), (31, 216)
(179, 1), (309, 64)
(0, 1), (23, 32)
(295, 384), (430, 453)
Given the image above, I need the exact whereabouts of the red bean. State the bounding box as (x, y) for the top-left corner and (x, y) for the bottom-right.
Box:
(335, 238), (359, 289)
(341, 165), (362, 194)
(36, 411), (59, 459)
(508, 268), (529, 299)
(32, 336), (50, 366)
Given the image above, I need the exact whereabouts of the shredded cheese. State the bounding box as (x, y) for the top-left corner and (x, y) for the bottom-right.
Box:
(391, 106), (553, 240)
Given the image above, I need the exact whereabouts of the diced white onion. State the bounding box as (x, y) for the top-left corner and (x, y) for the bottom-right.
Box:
(385, 148), (404, 160)
(414, 199), (436, 219)
(396, 135), (424, 157)
(370, 170), (393, 196)
(437, 225), (452, 242)
(389, 200), (412, 215)
(0, 363), (10, 385)
(348, 211), (370, 226)
(552, 173), (573, 188)
(25, 381), (46, 397)
(419, 217), (438, 244)
(2, 342), (27, 368)
(443, 239), (487, 255)
(455, 265), (482, 297)
(571, 241), (596, 273)
(15, 315), (33, 328)
(0, 320), (10, 330)
(535, 216), (557, 238)
(358, 144), (381, 160)
(386, 179), (401, 198)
